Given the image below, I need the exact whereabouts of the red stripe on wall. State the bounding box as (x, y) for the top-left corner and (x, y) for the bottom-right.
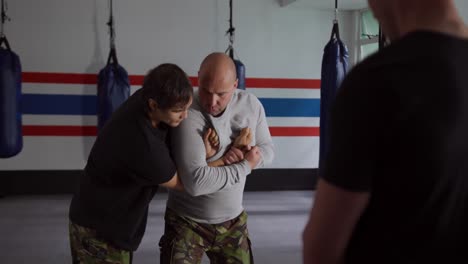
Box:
(22, 125), (319, 137)
(128, 75), (144, 86)
(246, 78), (320, 89)
(22, 72), (98, 85)
(23, 125), (98, 136)
(269, 127), (320, 137)
(22, 72), (319, 89)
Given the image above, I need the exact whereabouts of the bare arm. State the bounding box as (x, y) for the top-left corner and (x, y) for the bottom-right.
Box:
(302, 179), (370, 264)
(159, 172), (184, 192)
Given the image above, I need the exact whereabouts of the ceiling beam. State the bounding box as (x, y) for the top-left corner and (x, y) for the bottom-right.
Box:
(279, 0), (297, 7)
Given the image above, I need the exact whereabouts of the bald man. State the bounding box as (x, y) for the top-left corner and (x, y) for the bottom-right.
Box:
(159, 53), (274, 263)
(303, 0), (468, 263)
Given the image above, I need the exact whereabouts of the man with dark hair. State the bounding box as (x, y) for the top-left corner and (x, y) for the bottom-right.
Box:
(69, 63), (193, 263)
(303, 0), (468, 263)
(141, 65), (193, 115)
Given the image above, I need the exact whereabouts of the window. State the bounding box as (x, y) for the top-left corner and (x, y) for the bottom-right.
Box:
(358, 9), (379, 61)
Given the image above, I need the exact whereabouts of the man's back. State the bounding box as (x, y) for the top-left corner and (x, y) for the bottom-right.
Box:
(328, 31), (468, 263)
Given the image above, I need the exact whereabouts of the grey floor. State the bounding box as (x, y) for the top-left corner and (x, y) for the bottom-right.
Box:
(0, 191), (314, 264)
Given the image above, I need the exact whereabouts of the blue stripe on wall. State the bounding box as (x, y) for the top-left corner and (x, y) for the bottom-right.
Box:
(259, 98), (320, 117)
(22, 95), (320, 117)
(22, 94), (97, 115)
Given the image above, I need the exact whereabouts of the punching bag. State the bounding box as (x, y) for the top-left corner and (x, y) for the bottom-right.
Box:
(0, 36), (22, 158)
(225, 0), (245, 90)
(234, 59), (245, 90)
(97, 48), (130, 131)
(318, 22), (349, 172)
(228, 49), (246, 90)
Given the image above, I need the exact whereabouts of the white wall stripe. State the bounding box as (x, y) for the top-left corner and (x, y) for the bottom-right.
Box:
(22, 115), (97, 126)
(266, 137), (319, 169)
(247, 88), (320, 99)
(267, 117), (320, 127)
(22, 84), (143, 96)
(130, 86), (141, 94)
(22, 83), (97, 95)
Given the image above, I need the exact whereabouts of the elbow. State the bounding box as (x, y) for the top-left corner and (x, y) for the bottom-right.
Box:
(268, 144), (275, 164)
(260, 143), (275, 165)
(265, 152), (274, 165)
(182, 168), (210, 197)
(182, 181), (205, 197)
(184, 186), (205, 197)
(261, 149), (275, 167)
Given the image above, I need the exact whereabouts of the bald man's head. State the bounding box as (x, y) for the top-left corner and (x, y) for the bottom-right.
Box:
(197, 53), (238, 116)
(199, 53), (237, 84)
(368, 0), (465, 41)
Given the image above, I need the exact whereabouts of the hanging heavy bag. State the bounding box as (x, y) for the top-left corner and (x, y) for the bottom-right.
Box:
(97, 48), (130, 131)
(318, 21), (349, 173)
(225, 0), (245, 90)
(227, 48), (246, 90)
(0, 36), (22, 158)
(234, 59), (245, 90)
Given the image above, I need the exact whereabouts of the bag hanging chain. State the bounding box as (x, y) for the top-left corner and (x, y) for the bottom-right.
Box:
(225, 0), (235, 58)
(106, 0), (116, 50)
(1, 0), (11, 38)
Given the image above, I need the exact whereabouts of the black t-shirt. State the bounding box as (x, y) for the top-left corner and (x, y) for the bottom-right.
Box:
(69, 89), (176, 251)
(322, 31), (468, 263)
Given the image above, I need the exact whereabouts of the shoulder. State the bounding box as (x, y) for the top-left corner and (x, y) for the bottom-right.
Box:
(170, 98), (207, 136)
(185, 97), (208, 127)
(232, 90), (263, 109)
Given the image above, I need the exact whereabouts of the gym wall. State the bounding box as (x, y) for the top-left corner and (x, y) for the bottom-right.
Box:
(0, 0), (358, 194)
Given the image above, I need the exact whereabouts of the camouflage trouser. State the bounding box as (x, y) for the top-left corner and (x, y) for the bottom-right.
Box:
(69, 221), (133, 264)
(159, 209), (254, 264)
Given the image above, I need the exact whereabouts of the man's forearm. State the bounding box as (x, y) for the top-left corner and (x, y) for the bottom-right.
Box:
(181, 160), (252, 196)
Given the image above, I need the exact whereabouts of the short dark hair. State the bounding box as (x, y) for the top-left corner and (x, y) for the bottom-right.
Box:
(141, 63), (193, 111)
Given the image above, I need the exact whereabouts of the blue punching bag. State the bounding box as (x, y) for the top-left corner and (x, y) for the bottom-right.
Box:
(228, 48), (246, 90)
(234, 59), (246, 90)
(226, 0), (245, 90)
(318, 22), (349, 173)
(0, 36), (22, 158)
(97, 48), (130, 131)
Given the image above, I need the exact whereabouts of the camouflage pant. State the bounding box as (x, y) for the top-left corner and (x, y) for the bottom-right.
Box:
(159, 209), (254, 264)
(69, 221), (133, 264)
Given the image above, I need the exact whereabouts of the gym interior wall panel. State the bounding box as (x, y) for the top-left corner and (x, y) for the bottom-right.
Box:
(0, 0), (357, 192)
(0, 74), (320, 170)
(8, 0), (355, 76)
(268, 137), (319, 169)
(227, 0), (351, 79)
(0, 137), (90, 170)
(0, 136), (319, 171)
